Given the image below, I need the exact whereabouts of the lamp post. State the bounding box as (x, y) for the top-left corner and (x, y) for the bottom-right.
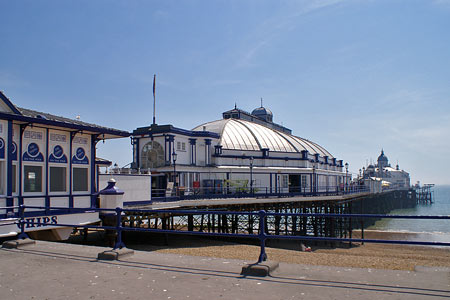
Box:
(249, 156), (254, 195)
(172, 151), (178, 192)
(312, 163), (316, 195)
(345, 162), (349, 193)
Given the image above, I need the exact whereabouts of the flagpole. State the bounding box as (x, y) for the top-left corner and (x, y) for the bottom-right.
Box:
(152, 74), (156, 125)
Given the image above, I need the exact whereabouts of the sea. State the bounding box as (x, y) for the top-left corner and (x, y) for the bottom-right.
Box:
(368, 185), (450, 243)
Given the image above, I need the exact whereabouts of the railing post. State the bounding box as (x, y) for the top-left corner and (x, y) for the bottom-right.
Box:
(113, 207), (126, 250)
(17, 204), (28, 240)
(258, 210), (268, 263)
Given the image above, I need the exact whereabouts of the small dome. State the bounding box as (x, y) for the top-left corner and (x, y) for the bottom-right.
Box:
(251, 106), (273, 122)
(378, 150), (388, 163)
(377, 149), (389, 168)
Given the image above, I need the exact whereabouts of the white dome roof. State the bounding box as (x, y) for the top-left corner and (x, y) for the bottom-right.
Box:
(192, 119), (333, 157)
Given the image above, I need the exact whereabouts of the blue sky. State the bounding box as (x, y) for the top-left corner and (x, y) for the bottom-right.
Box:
(1, 0), (450, 184)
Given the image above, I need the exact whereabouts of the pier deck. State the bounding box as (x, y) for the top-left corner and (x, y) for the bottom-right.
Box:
(129, 192), (372, 210)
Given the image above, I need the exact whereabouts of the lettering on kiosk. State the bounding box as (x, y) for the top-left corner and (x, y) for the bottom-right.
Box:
(16, 216), (58, 229)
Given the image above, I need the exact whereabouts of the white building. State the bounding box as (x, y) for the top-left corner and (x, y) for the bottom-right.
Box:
(131, 105), (348, 197)
(362, 150), (410, 190)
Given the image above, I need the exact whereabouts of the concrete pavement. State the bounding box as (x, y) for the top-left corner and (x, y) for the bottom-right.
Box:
(0, 240), (449, 299)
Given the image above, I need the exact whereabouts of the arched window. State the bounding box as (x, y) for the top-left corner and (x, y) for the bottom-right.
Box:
(140, 141), (165, 169)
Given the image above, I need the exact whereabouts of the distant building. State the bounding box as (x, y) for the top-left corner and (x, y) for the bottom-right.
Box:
(362, 150), (410, 190)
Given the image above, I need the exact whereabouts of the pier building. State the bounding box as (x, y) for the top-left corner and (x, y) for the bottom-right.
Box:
(0, 91), (129, 239)
(131, 104), (348, 198)
(362, 150), (410, 190)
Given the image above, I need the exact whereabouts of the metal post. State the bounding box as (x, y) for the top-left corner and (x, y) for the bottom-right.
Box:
(17, 204), (28, 239)
(258, 210), (267, 263)
(172, 151), (177, 196)
(312, 164), (316, 195)
(114, 207), (125, 250)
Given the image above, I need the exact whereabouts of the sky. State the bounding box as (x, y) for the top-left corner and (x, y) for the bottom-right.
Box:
(1, 0), (450, 185)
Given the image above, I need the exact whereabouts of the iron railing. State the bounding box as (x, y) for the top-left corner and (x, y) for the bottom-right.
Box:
(2, 205), (450, 264)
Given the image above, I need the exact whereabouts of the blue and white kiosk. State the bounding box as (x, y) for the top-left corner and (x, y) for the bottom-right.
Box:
(0, 91), (129, 240)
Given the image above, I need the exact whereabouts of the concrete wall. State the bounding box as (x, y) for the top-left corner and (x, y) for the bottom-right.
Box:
(99, 174), (151, 203)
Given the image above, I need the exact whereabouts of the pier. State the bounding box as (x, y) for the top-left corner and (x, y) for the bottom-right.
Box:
(415, 184), (434, 204)
(119, 189), (416, 245)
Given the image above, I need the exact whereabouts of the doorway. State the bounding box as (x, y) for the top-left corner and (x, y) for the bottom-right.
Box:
(289, 175), (301, 193)
(151, 174), (167, 198)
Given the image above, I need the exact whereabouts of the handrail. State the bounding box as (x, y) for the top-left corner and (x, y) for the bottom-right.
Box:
(8, 205), (450, 264)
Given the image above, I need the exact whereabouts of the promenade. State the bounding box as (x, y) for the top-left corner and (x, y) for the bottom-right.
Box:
(1, 240), (449, 299)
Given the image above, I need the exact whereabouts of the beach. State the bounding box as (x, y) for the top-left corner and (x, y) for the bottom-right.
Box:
(67, 186), (450, 272)
(121, 230), (450, 272)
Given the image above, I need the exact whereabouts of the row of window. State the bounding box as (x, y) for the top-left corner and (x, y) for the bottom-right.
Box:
(25, 165), (88, 193)
(0, 162), (88, 194)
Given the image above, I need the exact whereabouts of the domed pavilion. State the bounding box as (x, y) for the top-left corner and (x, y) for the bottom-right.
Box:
(132, 104), (347, 197)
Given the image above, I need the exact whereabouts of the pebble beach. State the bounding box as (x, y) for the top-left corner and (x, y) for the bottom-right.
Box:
(125, 230), (450, 271)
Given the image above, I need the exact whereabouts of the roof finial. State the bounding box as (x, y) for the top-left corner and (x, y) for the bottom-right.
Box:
(260, 97), (263, 107)
(235, 102), (237, 109)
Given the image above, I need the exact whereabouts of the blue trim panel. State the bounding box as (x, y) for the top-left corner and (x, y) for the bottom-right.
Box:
(275, 173), (278, 193)
(45, 129), (50, 212)
(133, 124), (219, 139)
(90, 136), (98, 208)
(135, 138), (140, 168)
(18, 125), (25, 206)
(212, 153), (339, 166)
(69, 133), (74, 208)
(6, 121), (13, 211)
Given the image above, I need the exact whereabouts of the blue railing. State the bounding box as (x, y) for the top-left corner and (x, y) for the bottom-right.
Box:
(0, 193), (93, 219)
(3, 205), (450, 264)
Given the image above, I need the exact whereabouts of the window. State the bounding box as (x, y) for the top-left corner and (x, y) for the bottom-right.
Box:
(282, 175), (289, 188)
(12, 165), (16, 193)
(176, 142), (186, 152)
(73, 167), (88, 192)
(50, 166), (66, 192)
(24, 165), (42, 192)
(140, 141), (165, 169)
(301, 175), (307, 188)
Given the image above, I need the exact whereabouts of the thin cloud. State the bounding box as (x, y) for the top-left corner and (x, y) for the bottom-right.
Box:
(235, 0), (347, 68)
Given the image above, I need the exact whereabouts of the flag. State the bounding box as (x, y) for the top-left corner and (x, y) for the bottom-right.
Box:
(153, 74), (156, 98)
(153, 74), (156, 125)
